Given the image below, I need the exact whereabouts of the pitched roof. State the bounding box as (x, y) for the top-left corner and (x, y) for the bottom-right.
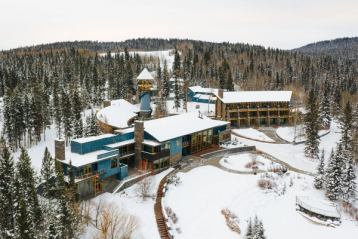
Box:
(216, 91), (292, 104)
(137, 68), (154, 80)
(144, 112), (229, 142)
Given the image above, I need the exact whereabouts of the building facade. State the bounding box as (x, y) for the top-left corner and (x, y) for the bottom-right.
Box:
(215, 90), (293, 128)
(55, 112), (230, 198)
(188, 86), (218, 104)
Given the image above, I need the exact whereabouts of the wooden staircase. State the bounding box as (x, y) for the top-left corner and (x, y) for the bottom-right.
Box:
(154, 174), (172, 239)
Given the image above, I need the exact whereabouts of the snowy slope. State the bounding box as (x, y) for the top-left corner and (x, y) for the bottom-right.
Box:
(164, 166), (358, 239)
(81, 168), (173, 239)
(100, 49), (175, 69)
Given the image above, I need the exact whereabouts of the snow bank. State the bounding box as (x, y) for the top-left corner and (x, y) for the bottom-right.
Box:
(232, 128), (275, 143)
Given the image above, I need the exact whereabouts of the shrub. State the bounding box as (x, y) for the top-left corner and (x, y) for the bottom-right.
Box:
(257, 179), (275, 190)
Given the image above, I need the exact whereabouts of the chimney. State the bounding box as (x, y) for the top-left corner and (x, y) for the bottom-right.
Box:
(134, 121), (144, 169)
(103, 100), (111, 108)
(55, 139), (65, 161)
(218, 89), (224, 99)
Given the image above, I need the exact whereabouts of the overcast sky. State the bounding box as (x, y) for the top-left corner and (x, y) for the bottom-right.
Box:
(0, 0), (357, 50)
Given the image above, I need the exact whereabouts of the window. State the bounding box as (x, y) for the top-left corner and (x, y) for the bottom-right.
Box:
(111, 159), (118, 168)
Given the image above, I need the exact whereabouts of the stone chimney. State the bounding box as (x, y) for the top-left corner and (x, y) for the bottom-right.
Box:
(55, 139), (65, 161)
(134, 121), (144, 169)
(218, 89), (224, 99)
(103, 100), (111, 108)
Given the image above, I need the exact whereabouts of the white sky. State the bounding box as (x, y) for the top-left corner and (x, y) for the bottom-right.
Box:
(0, 0), (357, 50)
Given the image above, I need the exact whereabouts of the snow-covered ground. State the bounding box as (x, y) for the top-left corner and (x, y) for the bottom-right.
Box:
(232, 128), (275, 143)
(233, 121), (341, 174)
(100, 49), (175, 69)
(276, 125), (330, 143)
(163, 166), (358, 239)
(220, 153), (281, 172)
(81, 168), (173, 239)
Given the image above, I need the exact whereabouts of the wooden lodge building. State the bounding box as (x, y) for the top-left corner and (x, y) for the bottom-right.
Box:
(215, 89), (293, 128)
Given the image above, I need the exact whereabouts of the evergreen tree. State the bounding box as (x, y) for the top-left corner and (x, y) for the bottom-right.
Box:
(71, 88), (83, 139)
(314, 150), (325, 189)
(245, 218), (253, 239)
(40, 147), (56, 198)
(61, 90), (73, 144)
(341, 156), (357, 202)
(304, 87), (320, 160)
(54, 164), (79, 239)
(0, 138), (15, 238)
(162, 61), (170, 99)
(319, 82), (331, 129)
(340, 101), (353, 150)
(14, 148), (42, 238)
(85, 110), (100, 137)
(325, 145), (344, 201)
(352, 103), (358, 163)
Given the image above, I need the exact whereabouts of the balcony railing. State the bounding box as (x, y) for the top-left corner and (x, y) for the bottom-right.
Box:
(97, 149), (119, 160)
(142, 149), (170, 161)
(75, 169), (106, 181)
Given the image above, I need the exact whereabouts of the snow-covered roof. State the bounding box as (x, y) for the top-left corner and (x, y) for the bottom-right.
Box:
(193, 93), (217, 101)
(64, 149), (118, 167)
(189, 86), (218, 94)
(296, 196), (340, 218)
(111, 99), (139, 111)
(143, 139), (161, 146)
(72, 134), (116, 144)
(144, 112), (229, 142)
(216, 91), (292, 104)
(137, 68), (154, 81)
(105, 139), (135, 148)
(97, 99), (138, 129)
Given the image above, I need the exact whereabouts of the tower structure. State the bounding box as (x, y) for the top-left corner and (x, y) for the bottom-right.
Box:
(137, 68), (154, 117)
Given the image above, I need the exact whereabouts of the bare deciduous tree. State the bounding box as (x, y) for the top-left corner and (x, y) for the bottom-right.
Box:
(94, 203), (139, 239)
(136, 177), (154, 201)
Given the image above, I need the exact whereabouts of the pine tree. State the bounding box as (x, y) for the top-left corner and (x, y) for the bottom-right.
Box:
(319, 82), (331, 129)
(85, 110), (100, 137)
(304, 87), (320, 160)
(341, 156), (357, 202)
(0, 138), (15, 238)
(245, 218), (253, 239)
(352, 103), (358, 163)
(14, 148), (42, 238)
(325, 145), (344, 201)
(54, 164), (79, 239)
(314, 150), (325, 189)
(71, 88), (83, 139)
(162, 61), (170, 99)
(173, 49), (182, 110)
(40, 147), (56, 198)
(340, 101), (353, 150)
(61, 90), (73, 144)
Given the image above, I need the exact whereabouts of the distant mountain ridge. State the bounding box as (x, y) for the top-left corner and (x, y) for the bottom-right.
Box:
(294, 37), (358, 59)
